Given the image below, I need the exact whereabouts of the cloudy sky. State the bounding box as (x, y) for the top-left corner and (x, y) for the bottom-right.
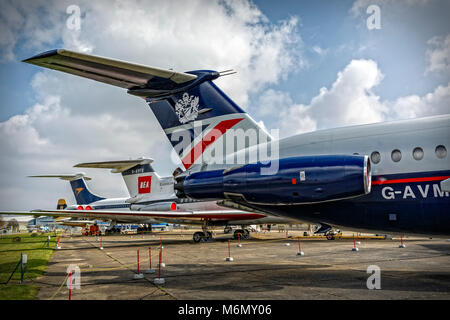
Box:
(0, 0), (449, 210)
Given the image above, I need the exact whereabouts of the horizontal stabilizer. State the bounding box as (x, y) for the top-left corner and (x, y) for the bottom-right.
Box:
(23, 49), (197, 90)
(29, 173), (91, 181)
(74, 158), (154, 173)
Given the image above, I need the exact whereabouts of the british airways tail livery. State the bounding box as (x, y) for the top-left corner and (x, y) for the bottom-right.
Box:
(145, 77), (272, 169)
(29, 173), (105, 205)
(23, 50), (271, 170)
(22, 49), (450, 236)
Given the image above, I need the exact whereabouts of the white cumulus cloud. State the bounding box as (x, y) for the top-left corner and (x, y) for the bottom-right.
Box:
(278, 59), (449, 137)
(0, 0), (303, 210)
(279, 59), (386, 136)
(426, 34), (450, 74)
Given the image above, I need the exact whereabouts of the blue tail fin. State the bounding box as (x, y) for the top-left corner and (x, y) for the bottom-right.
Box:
(22, 49), (272, 170)
(145, 71), (272, 169)
(69, 177), (105, 205)
(22, 50), (272, 170)
(29, 173), (104, 205)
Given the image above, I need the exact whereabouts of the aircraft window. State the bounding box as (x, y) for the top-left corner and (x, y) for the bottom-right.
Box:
(391, 149), (402, 162)
(412, 147), (424, 160)
(370, 151), (381, 164)
(435, 145), (447, 159)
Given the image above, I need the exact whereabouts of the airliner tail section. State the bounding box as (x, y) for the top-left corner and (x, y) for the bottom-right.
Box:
(146, 78), (272, 170)
(74, 158), (175, 202)
(29, 173), (104, 205)
(23, 49), (273, 171)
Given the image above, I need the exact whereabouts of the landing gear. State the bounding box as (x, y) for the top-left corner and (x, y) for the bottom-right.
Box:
(192, 231), (213, 243)
(193, 232), (202, 242)
(193, 223), (214, 243)
(315, 223), (341, 240)
(233, 228), (250, 240)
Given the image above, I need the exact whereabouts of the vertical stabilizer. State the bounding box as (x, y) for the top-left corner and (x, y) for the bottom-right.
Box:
(22, 50), (272, 171)
(145, 72), (273, 170)
(28, 173), (105, 205)
(73, 158), (175, 202)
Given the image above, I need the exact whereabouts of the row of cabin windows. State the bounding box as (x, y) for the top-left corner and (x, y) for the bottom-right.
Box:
(370, 145), (447, 164)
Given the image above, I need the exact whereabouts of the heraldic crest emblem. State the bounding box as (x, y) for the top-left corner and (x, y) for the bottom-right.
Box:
(175, 92), (200, 124)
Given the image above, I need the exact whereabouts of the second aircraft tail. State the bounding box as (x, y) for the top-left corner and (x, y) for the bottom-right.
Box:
(73, 158), (175, 202)
(29, 173), (105, 205)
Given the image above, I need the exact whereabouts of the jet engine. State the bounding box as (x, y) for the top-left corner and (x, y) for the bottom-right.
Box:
(130, 202), (177, 211)
(175, 155), (371, 205)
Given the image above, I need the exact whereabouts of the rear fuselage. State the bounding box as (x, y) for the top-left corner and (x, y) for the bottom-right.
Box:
(201, 115), (450, 235)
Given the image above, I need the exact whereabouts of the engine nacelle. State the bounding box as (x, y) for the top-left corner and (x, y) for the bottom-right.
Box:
(130, 202), (177, 211)
(179, 155), (371, 205)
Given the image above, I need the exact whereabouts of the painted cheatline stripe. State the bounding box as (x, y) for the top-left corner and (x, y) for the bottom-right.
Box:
(182, 118), (244, 169)
(371, 175), (450, 185)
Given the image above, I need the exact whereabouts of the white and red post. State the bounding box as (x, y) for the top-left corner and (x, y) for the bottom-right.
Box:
(399, 235), (406, 248)
(226, 240), (234, 261)
(285, 230), (290, 246)
(297, 237), (304, 256)
(68, 270), (72, 300)
(133, 249), (144, 279)
(237, 233), (242, 247)
(154, 242), (165, 285)
(145, 247), (155, 274)
(352, 233), (359, 251)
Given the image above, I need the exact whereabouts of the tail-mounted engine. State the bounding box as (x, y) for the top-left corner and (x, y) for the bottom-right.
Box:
(176, 155), (371, 205)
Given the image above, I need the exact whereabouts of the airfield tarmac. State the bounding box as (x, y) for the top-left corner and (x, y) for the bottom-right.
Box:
(35, 230), (450, 300)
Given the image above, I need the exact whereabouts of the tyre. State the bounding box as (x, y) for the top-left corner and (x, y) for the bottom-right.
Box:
(193, 232), (203, 243)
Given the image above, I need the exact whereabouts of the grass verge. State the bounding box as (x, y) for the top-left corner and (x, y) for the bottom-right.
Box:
(0, 232), (57, 300)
